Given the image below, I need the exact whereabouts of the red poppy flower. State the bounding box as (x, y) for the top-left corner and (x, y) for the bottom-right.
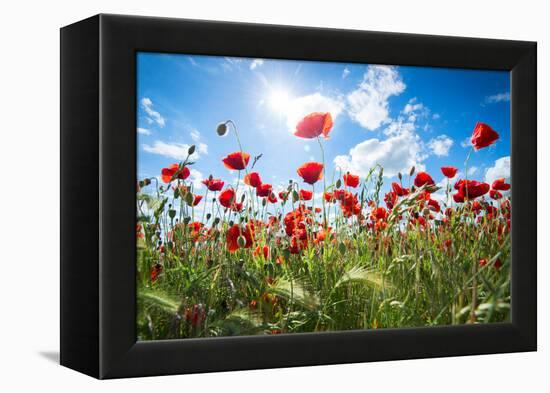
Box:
(244, 172), (262, 188)
(202, 178), (224, 191)
(278, 191), (288, 201)
(299, 189), (313, 201)
(471, 122), (499, 150)
(490, 189), (503, 200)
(256, 183), (273, 198)
(297, 162), (324, 185)
(391, 182), (409, 197)
(294, 112), (333, 139)
(226, 224), (254, 253)
(492, 178), (511, 191)
(454, 179), (490, 199)
(384, 191), (397, 209)
(324, 192), (335, 203)
(441, 166), (458, 178)
(343, 173), (360, 188)
(414, 172), (435, 188)
(253, 245), (270, 259)
(222, 151), (250, 170)
(231, 202), (243, 212)
(161, 163), (190, 183)
(289, 235), (307, 254)
(427, 198), (441, 213)
(192, 195), (203, 206)
(219, 188), (236, 208)
(268, 193), (278, 204)
(372, 206), (388, 221)
(150, 264), (163, 283)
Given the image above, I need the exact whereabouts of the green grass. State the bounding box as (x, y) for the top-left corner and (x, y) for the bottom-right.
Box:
(136, 166), (510, 340)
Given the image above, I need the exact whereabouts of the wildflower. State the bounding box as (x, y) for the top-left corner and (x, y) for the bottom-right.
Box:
(192, 195), (203, 206)
(299, 189), (313, 201)
(441, 166), (458, 178)
(222, 151), (250, 170)
(427, 198), (441, 213)
(226, 224), (254, 253)
(471, 122), (499, 150)
(244, 172), (262, 188)
(150, 263), (163, 283)
(278, 191), (289, 202)
(219, 188), (236, 208)
(454, 179), (490, 199)
(253, 245), (270, 259)
(294, 112), (333, 139)
(490, 189), (503, 200)
(268, 193), (278, 204)
(161, 163), (190, 183)
(256, 183), (273, 197)
(202, 178), (225, 191)
(492, 178), (511, 191)
(324, 191), (335, 203)
(384, 191), (397, 209)
(391, 182), (409, 196)
(297, 162), (324, 185)
(414, 172), (435, 188)
(343, 173), (360, 188)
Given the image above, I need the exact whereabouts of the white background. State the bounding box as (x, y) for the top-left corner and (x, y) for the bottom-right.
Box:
(0, 0), (546, 390)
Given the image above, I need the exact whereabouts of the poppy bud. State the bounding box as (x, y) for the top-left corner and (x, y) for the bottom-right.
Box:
(183, 216), (191, 224)
(188, 144), (196, 155)
(398, 172), (402, 181)
(206, 213), (211, 220)
(168, 209), (176, 219)
(185, 192), (194, 206)
(216, 122), (228, 136)
(336, 179), (342, 188)
(139, 180), (144, 188)
(409, 166), (415, 177)
(213, 217), (220, 225)
(262, 198), (267, 207)
(237, 235), (247, 248)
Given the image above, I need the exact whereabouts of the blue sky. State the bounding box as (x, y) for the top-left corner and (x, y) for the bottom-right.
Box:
(137, 52), (510, 211)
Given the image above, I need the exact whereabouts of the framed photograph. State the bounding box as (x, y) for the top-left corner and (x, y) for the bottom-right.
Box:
(60, 14), (536, 379)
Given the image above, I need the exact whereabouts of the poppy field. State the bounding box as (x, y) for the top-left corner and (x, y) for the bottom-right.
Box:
(136, 112), (511, 340)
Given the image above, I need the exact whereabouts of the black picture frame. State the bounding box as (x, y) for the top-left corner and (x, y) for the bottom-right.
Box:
(60, 14), (537, 379)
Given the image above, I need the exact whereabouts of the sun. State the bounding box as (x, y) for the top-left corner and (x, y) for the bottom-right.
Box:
(267, 88), (291, 114)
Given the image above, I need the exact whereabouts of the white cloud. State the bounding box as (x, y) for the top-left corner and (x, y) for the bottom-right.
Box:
(285, 92), (345, 132)
(428, 135), (453, 157)
(142, 141), (202, 160)
(485, 92), (510, 104)
(432, 113), (441, 120)
(188, 129), (208, 155)
(250, 59), (264, 70)
(190, 129), (201, 142)
(197, 142), (208, 155)
(485, 156), (511, 184)
(461, 137), (472, 148)
(403, 98), (424, 114)
(342, 67), (350, 79)
(189, 169), (204, 191)
(140, 97), (166, 127)
(346, 65), (406, 131)
(334, 128), (425, 178)
(467, 166), (478, 176)
(137, 127), (151, 135)
(304, 145), (311, 152)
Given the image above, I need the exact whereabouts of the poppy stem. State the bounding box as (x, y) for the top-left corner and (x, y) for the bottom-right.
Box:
(317, 137), (328, 228)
